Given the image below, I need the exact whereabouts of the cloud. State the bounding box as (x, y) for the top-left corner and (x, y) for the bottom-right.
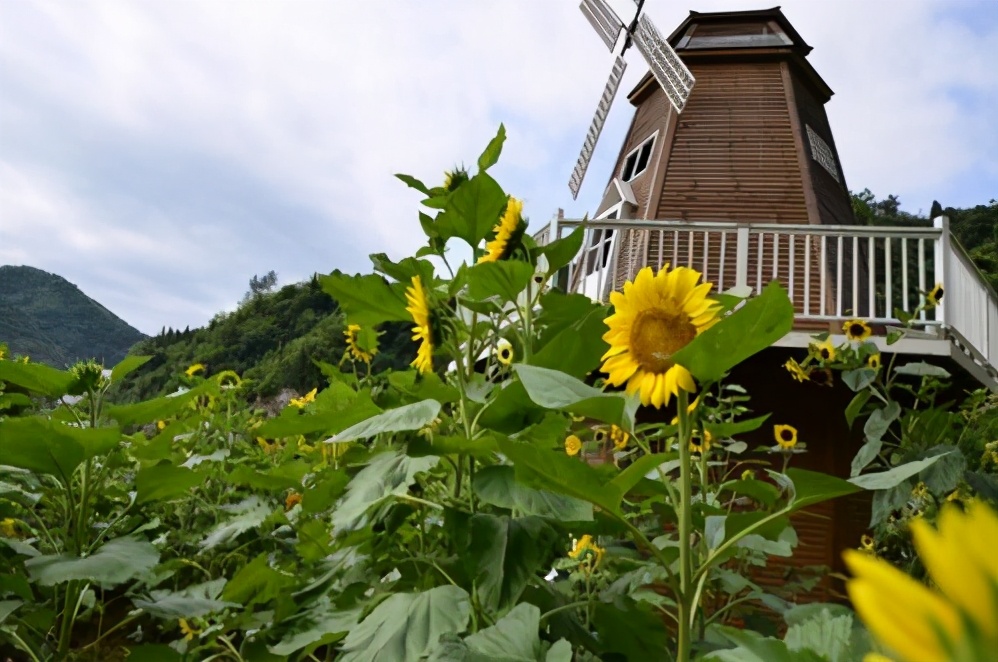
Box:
(1, 0), (995, 334)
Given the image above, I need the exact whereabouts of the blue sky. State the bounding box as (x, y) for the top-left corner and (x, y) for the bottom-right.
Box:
(1, 0), (996, 335)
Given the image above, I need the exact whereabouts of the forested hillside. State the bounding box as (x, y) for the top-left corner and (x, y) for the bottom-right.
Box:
(112, 275), (412, 402)
(0, 265), (146, 366)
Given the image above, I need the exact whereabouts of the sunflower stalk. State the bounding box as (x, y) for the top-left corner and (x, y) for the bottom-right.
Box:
(676, 388), (695, 662)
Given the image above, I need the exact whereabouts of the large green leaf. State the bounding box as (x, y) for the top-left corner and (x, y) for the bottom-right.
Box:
(135, 464), (205, 504)
(672, 281), (794, 383)
(25, 536), (159, 587)
(133, 578), (238, 619)
(0, 416), (119, 480)
(331, 399), (441, 442)
(467, 514), (561, 612)
(703, 625), (826, 662)
(513, 364), (631, 428)
(531, 305), (610, 380)
(226, 461), (312, 493)
(499, 439), (623, 517)
(430, 603), (551, 662)
(440, 172), (507, 247)
(105, 386), (205, 427)
(473, 465), (593, 521)
(478, 124), (506, 172)
(863, 401), (900, 443)
(222, 553), (293, 607)
(257, 388), (381, 438)
(332, 451), (440, 533)
(319, 271), (410, 328)
(848, 453), (953, 490)
(0, 360), (73, 397)
(200, 497), (273, 550)
(538, 226), (585, 274)
(465, 261), (535, 303)
(110, 355), (152, 383)
(788, 468), (861, 509)
(609, 451), (679, 498)
(269, 597), (361, 656)
(783, 607), (866, 662)
(338, 585), (471, 662)
(592, 595), (670, 660)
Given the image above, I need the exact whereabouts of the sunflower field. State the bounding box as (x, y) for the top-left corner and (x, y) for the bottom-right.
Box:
(1, 127), (996, 661)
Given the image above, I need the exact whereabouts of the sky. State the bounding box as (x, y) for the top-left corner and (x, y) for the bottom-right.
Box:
(1, 0), (996, 335)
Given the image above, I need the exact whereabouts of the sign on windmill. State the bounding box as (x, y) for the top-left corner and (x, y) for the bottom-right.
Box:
(569, 0), (696, 199)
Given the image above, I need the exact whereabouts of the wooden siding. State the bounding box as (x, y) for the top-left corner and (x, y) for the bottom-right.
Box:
(654, 61), (809, 223)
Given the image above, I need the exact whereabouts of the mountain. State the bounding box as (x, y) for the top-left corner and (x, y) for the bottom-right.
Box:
(0, 265), (146, 367)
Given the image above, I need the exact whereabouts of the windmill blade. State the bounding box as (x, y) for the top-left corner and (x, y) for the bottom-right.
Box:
(580, 0), (624, 52)
(569, 55), (627, 199)
(633, 14), (695, 113)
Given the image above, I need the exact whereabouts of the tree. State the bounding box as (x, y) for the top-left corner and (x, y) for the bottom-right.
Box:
(244, 270), (279, 303)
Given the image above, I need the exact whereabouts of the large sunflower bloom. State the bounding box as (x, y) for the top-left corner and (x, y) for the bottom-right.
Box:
(477, 197), (524, 264)
(344, 324), (375, 364)
(843, 318), (872, 342)
(843, 502), (998, 661)
(406, 276), (434, 374)
(600, 266), (720, 408)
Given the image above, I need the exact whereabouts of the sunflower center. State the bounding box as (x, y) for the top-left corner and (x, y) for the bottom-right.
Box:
(779, 429), (794, 442)
(629, 309), (697, 373)
(848, 323), (865, 336)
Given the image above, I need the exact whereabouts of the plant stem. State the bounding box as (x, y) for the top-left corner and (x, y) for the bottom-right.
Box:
(538, 600), (591, 623)
(676, 389), (694, 662)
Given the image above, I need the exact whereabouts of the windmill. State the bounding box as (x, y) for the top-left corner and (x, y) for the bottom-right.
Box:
(569, 0), (696, 199)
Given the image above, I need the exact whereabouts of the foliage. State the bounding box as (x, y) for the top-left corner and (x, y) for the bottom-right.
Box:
(0, 131), (987, 662)
(0, 265), (146, 368)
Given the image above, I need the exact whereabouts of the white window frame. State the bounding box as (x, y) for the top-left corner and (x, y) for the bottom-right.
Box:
(621, 131), (658, 182)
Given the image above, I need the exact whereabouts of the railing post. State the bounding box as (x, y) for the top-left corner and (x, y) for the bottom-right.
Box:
(932, 215), (950, 326)
(735, 226), (750, 292)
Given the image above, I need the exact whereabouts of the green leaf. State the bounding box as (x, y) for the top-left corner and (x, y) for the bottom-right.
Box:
(441, 172), (508, 246)
(0, 599), (21, 624)
(863, 401), (900, 443)
(319, 271), (410, 328)
(461, 602), (545, 661)
(408, 432), (500, 458)
(105, 386), (206, 427)
(0, 392), (32, 410)
(537, 226), (585, 274)
(332, 399), (441, 442)
(200, 497), (272, 550)
(783, 607), (862, 662)
(893, 362), (950, 378)
(135, 464), (205, 503)
(133, 578), (238, 619)
(0, 416), (119, 480)
(917, 446), (966, 494)
(226, 461), (311, 493)
(395, 173), (431, 195)
(844, 391), (871, 428)
(338, 586), (471, 662)
(849, 454), (953, 490)
(221, 553), (292, 607)
(269, 597), (361, 656)
(870, 482), (911, 526)
(965, 470), (998, 502)
(610, 451), (679, 498)
(370, 254), (436, 285)
(499, 439), (623, 517)
(466, 260), (535, 303)
(0, 360), (73, 397)
(257, 388), (381, 438)
(333, 451), (440, 533)
(513, 364), (631, 428)
(705, 415), (770, 438)
(25, 536), (158, 587)
(703, 625), (826, 662)
(123, 645), (182, 662)
(850, 439), (882, 478)
(787, 468), (861, 510)
(477, 124), (506, 172)
(110, 355), (152, 383)
(467, 515), (561, 613)
(531, 304), (610, 380)
(672, 281), (794, 383)
(841, 368), (877, 392)
(592, 596), (670, 660)
(473, 465), (593, 521)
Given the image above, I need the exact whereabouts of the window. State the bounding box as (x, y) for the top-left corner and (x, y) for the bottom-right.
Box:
(584, 210), (618, 276)
(678, 21), (792, 50)
(622, 134), (656, 182)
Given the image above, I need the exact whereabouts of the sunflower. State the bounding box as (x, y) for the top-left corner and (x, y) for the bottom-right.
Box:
(185, 363), (205, 377)
(808, 368), (835, 387)
(285, 491), (302, 511)
(477, 196), (524, 264)
(784, 358), (810, 382)
(405, 275), (434, 374)
(689, 429), (713, 455)
(0, 518), (17, 538)
(600, 266), (720, 408)
(610, 425), (629, 451)
(565, 434), (582, 457)
(344, 324), (375, 364)
(867, 353), (882, 370)
(179, 618), (200, 642)
(926, 283), (944, 308)
(774, 424), (798, 449)
(569, 534), (605, 569)
(860, 534), (875, 552)
(495, 338), (514, 366)
(289, 388), (317, 409)
(812, 339), (837, 362)
(843, 318), (872, 342)
(443, 168), (467, 192)
(843, 502), (998, 662)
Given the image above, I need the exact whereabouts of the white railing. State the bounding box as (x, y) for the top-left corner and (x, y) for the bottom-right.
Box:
(538, 216), (997, 379)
